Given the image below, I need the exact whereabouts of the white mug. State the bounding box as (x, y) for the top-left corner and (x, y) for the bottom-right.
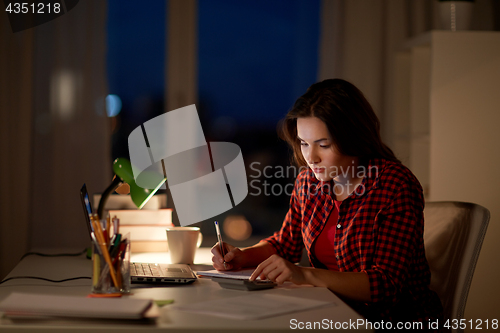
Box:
(166, 227), (203, 264)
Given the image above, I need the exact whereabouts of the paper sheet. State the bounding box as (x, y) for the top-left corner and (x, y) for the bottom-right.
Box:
(174, 293), (335, 320)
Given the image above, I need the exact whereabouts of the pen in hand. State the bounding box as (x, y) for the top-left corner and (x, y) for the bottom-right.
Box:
(214, 221), (227, 269)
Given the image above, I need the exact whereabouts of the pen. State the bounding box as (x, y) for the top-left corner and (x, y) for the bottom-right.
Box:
(112, 215), (119, 236)
(214, 221), (227, 269)
(105, 215), (111, 245)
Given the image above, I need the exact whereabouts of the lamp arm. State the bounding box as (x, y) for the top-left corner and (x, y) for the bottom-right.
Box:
(97, 176), (123, 219)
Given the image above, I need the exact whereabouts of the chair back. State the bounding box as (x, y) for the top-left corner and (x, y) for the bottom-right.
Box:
(424, 201), (490, 324)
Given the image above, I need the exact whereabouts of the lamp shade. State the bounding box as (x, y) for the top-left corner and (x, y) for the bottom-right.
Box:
(97, 158), (166, 218)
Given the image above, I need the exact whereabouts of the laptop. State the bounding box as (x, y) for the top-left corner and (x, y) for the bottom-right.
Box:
(80, 183), (197, 284)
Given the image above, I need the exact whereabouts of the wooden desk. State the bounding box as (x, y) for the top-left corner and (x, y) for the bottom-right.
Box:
(0, 248), (370, 332)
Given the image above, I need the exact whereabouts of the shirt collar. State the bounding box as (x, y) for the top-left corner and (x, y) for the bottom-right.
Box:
(352, 158), (387, 197)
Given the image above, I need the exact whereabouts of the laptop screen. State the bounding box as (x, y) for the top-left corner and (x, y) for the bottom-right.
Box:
(80, 183), (94, 237)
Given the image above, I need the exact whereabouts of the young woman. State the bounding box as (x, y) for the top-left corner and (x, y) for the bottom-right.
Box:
(211, 79), (443, 324)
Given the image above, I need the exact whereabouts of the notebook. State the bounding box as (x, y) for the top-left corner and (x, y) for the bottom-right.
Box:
(0, 292), (158, 320)
(80, 184), (197, 285)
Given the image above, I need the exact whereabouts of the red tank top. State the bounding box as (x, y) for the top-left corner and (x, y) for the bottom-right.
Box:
(313, 200), (341, 271)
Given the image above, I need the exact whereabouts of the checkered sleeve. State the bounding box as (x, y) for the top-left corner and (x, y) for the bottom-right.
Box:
(361, 178), (424, 304)
(262, 174), (305, 263)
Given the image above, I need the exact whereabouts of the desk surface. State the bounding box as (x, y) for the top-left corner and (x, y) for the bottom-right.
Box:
(0, 248), (369, 332)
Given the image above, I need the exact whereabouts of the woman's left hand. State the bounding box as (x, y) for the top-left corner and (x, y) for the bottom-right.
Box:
(249, 254), (306, 285)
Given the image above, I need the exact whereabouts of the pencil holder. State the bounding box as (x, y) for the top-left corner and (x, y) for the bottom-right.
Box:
(91, 232), (131, 294)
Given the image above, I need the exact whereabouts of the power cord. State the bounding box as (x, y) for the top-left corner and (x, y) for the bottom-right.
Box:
(0, 249), (92, 285)
(0, 276), (91, 285)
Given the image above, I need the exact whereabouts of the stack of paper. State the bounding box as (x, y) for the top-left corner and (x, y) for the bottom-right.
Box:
(0, 293), (157, 320)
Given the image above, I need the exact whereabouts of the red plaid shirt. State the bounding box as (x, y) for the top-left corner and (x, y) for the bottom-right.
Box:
(264, 158), (443, 322)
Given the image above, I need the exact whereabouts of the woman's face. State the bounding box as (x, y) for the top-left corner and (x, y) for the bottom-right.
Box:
(297, 117), (357, 182)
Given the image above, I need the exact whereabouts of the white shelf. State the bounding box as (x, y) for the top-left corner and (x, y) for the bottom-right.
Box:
(391, 30), (500, 322)
(392, 31), (500, 199)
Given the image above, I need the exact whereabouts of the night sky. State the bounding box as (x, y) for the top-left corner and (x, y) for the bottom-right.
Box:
(106, 0), (320, 138)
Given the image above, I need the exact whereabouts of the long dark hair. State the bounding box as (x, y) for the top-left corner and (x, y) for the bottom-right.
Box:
(279, 78), (399, 167)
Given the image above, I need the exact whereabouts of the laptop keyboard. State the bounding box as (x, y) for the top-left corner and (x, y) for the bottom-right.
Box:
(131, 263), (188, 277)
(131, 263), (162, 277)
(130, 263), (196, 284)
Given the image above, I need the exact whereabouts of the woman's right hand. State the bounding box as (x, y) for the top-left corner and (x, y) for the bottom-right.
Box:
(211, 242), (246, 271)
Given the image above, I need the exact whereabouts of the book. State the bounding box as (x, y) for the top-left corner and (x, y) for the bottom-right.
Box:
(109, 209), (173, 226)
(108, 209), (173, 253)
(94, 193), (167, 210)
(119, 225), (171, 241)
(0, 292), (157, 320)
(130, 240), (168, 253)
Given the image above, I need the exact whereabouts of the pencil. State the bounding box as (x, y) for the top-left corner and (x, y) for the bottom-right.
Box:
(92, 253), (100, 287)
